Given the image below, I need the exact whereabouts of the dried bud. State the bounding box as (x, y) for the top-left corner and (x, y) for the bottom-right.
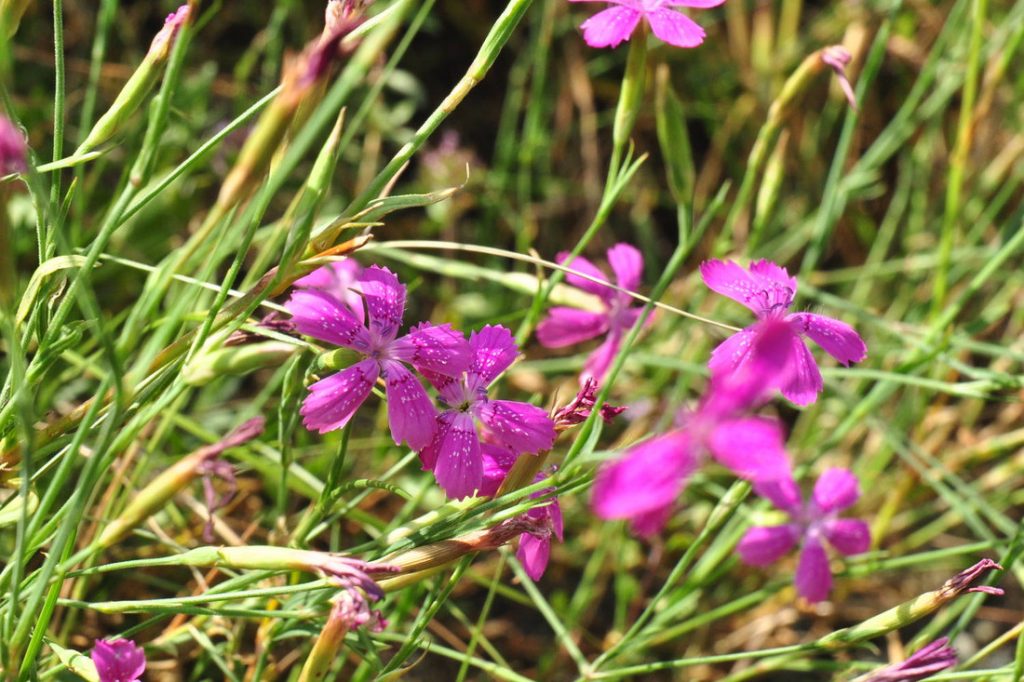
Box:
(553, 378), (625, 431)
(821, 45), (858, 110)
(95, 418), (264, 549)
(863, 637), (958, 682)
(224, 312), (297, 347)
(940, 557), (1004, 597)
(0, 115), (27, 175)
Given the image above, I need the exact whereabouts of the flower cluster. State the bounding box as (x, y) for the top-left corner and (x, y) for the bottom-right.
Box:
(586, 258), (869, 601)
(286, 265), (556, 503)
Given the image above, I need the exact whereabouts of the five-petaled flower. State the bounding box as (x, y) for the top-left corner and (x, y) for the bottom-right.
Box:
(480, 448), (564, 580)
(537, 243), (647, 385)
(286, 265), (470, 449)
(700, 259), (867, 406)
(738, 468), (870, 603)
(592, 369), (792, 536)
(419, 325), (556, 499)
(91, 639), (146, 682)
(569, 0), (725, 49)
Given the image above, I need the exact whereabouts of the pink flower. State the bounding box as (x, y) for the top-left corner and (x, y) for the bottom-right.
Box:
(700, 259), (867, 406)
(737, 468), (871, 603)
(285, 265), (470, 449)
(419, 325), (556, 499)
(591, 374), (792, 536)
(569, 0), (725, 49)
(865, 637), (957, 682)
(480, 449), (563, 580)
(537, 243), (646, 385)
(0, 115), (27, 175)
(91, 639), (145, 682)
(294, 258), (364, 321)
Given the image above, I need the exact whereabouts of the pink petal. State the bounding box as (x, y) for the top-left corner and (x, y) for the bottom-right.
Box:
(707, 416), (792, 481)
(517, 533), (551, 580)
(737, 524), (800, 565)
(699, 259), (796, 318)
(536, 308), (609, 348)
(358, 265), (406, 342)
(92, 639), (146, 682)
(285, 289), (370, 352)
(822, 518), (871, 556)
(391, 322), (471, 379)
(628, 504), (675, 537)
(300, 360), (379, 434)
(476, 400), (556, 455)
(780, 336), (823, 406)
(294, 259), (364, 319)
(752, 476), (803, 514)
(381, 360), (437, 450)
(665, 0), (725, 6)
(812, 467), (861, 513)
(708, 327), (757, 378)
(591, 430), (697, 530)
(579, 6), (642, 49)
(432, 412), (483, 499)
(556, 252), (616, 300)
(795, 537), (833, 602)
(789, 312), (867, 366)
(479, 444), (518, 496)
(646, 8), (706, 48)
(418, 412), (452, 471)
(606, 243), (643, 292)
(582, 332), (621, 384)
(469, 324), (519, 383)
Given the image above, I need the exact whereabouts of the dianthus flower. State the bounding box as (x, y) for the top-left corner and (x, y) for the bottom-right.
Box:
(286, 265), (470, 449)
(569, 0), (725, 49)
(537, 243), (646, 385)
(91, 639), (145, 682)
(738, 468), (870, 602)
(700, 259), (867, 406)
(419, 325), (556, 499)
(592, 350), (793, 536)
(294, 258), (364, 320)
(480, 448), (563, 580)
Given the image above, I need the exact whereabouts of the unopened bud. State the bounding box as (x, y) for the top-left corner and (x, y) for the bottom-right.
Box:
(0, 115), (27, 175)
(861, 637), (957, 682)
(184, 338), (297, 386)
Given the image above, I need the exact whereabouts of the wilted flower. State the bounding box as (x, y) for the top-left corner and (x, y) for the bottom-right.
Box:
(537, 243), (647, 385)
(863, 637), (957, 682)
(552, 377), (626, 431)
(738, 468), (870, 602)
(419, 325), (556, 499)
(286, 265), (471, 448)
(821, 45), (858, 110)
(700, 259), (867, 406)
(91, 639), (145, 682)
(569, 0), (725, 49)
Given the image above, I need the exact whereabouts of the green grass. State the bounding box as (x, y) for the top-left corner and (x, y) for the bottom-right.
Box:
(1, 0), (1023, 679)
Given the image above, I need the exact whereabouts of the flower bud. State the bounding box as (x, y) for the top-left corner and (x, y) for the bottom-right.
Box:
(0, 114), (27, 175)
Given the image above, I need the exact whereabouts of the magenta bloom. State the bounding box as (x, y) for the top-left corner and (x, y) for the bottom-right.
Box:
(592, 375), (792, 536)
(294, 258), (364, 320)
(481, 448), (564, 580)
(569, 0), (725, 49)
(865, 637), (957, 682)
(286, 265), (470, 449)
(700, 259), (867, 406)
(91, 639), (145, 682)
(0, 115), (27, 175)
(419, 325), (556, 499)
(738, 468), (871, 603)
(537, 244), (646, 384)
